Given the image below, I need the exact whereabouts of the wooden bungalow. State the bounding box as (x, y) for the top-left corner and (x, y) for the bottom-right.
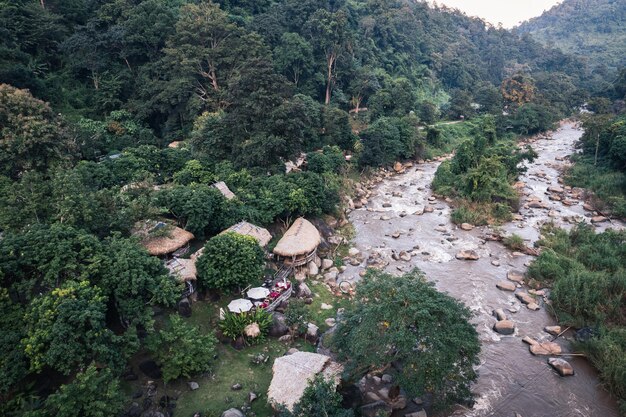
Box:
(220, 221), (272, 247)
(132, 220), (194, 257)
(273, 218), (321, 267)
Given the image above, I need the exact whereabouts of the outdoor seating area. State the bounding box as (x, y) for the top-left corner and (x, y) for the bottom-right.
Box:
(226, 268), (294, 315)
(273, 217), (321, 267)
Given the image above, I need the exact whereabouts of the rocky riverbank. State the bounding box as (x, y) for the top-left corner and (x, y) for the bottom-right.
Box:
(333, 122), (623, 417)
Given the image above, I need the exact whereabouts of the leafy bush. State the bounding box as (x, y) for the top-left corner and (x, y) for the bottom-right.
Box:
(334, 269), (480, 410)
(279, 375), (354, 417)
(529, 225), (626, 408)
(148, 315), (217, 382)
(285, 299), (311, 339)
(503, 234), (525, 251)
(307, 146), (345, 174)
(578, 327), (626, 410)
(196, 232), (265, 292)
(43, 364), (125, 417)
(219, 309), (273, 345)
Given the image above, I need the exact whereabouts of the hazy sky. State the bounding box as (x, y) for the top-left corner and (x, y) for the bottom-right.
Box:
(434, 0), (564, 28)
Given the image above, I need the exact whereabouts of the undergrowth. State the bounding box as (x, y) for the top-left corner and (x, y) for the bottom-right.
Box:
(528, 224), (626, 408)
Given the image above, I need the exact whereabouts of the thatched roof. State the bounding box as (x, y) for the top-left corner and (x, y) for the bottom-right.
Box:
(267, 352), (342, 411)
(165, 258), (196, 281)
(168, 141), (183, 148)
(273, 218), (321, 257)
(221, 221), (272, 247)
(213, 181), (236, 200)
(133, 220), (194, 256)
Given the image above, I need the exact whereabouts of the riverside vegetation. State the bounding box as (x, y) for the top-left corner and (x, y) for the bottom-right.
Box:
(528, 225), (626, 412)
(0, 1), (625, 417)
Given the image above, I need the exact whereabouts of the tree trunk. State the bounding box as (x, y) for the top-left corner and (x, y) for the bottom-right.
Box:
(325, 53), (336, 106)
(40, 0), (45, 9)
(210, 67), (219, 91)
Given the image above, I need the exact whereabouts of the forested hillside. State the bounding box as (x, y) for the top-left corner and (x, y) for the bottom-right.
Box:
(0, 1), (604, 416)
(518, 0), (626, 75)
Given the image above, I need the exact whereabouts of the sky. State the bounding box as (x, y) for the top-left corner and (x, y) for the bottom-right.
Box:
(433, 0), (564, 28)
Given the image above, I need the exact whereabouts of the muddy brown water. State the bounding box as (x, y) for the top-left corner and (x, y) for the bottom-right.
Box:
(341, 122), (623, 417)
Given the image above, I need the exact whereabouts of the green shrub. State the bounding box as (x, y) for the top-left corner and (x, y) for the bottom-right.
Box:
(450, 204), (485, 225)
(196, 232), (265, 292)
(503, 234), (525, 251)
(279, 375), (354, 417)
(148, 315), (218, 382)
(219, 309), (273, 345)
(578, 328), (626, 409)
(529, 225), (626, 408)
(285, 299), (311, 339)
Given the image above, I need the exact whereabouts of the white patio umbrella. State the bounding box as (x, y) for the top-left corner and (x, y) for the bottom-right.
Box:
(227, 298), (253, 313)
(247, 287), (270, 300)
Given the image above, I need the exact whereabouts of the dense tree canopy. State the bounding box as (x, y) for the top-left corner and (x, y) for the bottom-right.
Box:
(334, 269), (480, 409)
(196, 232), (265, 292)
(0, 0), (614, 415)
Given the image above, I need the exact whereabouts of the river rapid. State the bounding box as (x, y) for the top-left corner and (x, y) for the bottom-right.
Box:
(340, 122), (624, 417)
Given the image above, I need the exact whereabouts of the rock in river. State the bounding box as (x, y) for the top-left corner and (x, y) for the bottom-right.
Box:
(529, 342), (562, 356)
(496, 281), (516, 291)
(493, 320), (515, 335)
(548, 358), (574, 377)
(507, 270), (525, 283)
(460, 223), (474, 231)
(456, 250), (479, 260)
(515, 292), (535, 305)
(545, 326), (562, 336)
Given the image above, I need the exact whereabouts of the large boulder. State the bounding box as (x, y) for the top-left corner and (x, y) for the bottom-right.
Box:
(269, 312), (289, 337)
(308, 261), (319, 276)
(529, 342), (562, 356)
(493, 320), (515, 335)
(268, 352), (343, 411)
(298, 282), (312, 298)
(455, 250), (479, 261)
(548, 358), (574, 376)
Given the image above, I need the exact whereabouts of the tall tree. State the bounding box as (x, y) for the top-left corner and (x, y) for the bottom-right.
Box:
(306, 9), (349, 105)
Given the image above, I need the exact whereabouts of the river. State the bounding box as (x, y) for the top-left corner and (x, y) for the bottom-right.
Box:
(340, 122), (623, 417)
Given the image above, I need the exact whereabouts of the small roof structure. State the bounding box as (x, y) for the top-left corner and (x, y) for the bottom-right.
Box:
(273, 218), (321, 257)
(168, 141), (183, 148)
(221, 221), (272, 247)
(165, 258), (196, 282)
(227, 298), (253, 313)
(267, 352), (343, 411)
(213, 181), (236, 200)
(247, 287), (270, 300)
(133, 220), (194, 256)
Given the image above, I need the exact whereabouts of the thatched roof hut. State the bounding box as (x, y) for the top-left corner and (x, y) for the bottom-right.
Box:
(213, 181), (236, 200)
(133, 220), (194, 256)
(221, 221), (272, 247)
(267, 352), (342, 411)
(273, 218), (321, 258)
(165, 258), (196, 281)
(168, 141), (183, 148)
